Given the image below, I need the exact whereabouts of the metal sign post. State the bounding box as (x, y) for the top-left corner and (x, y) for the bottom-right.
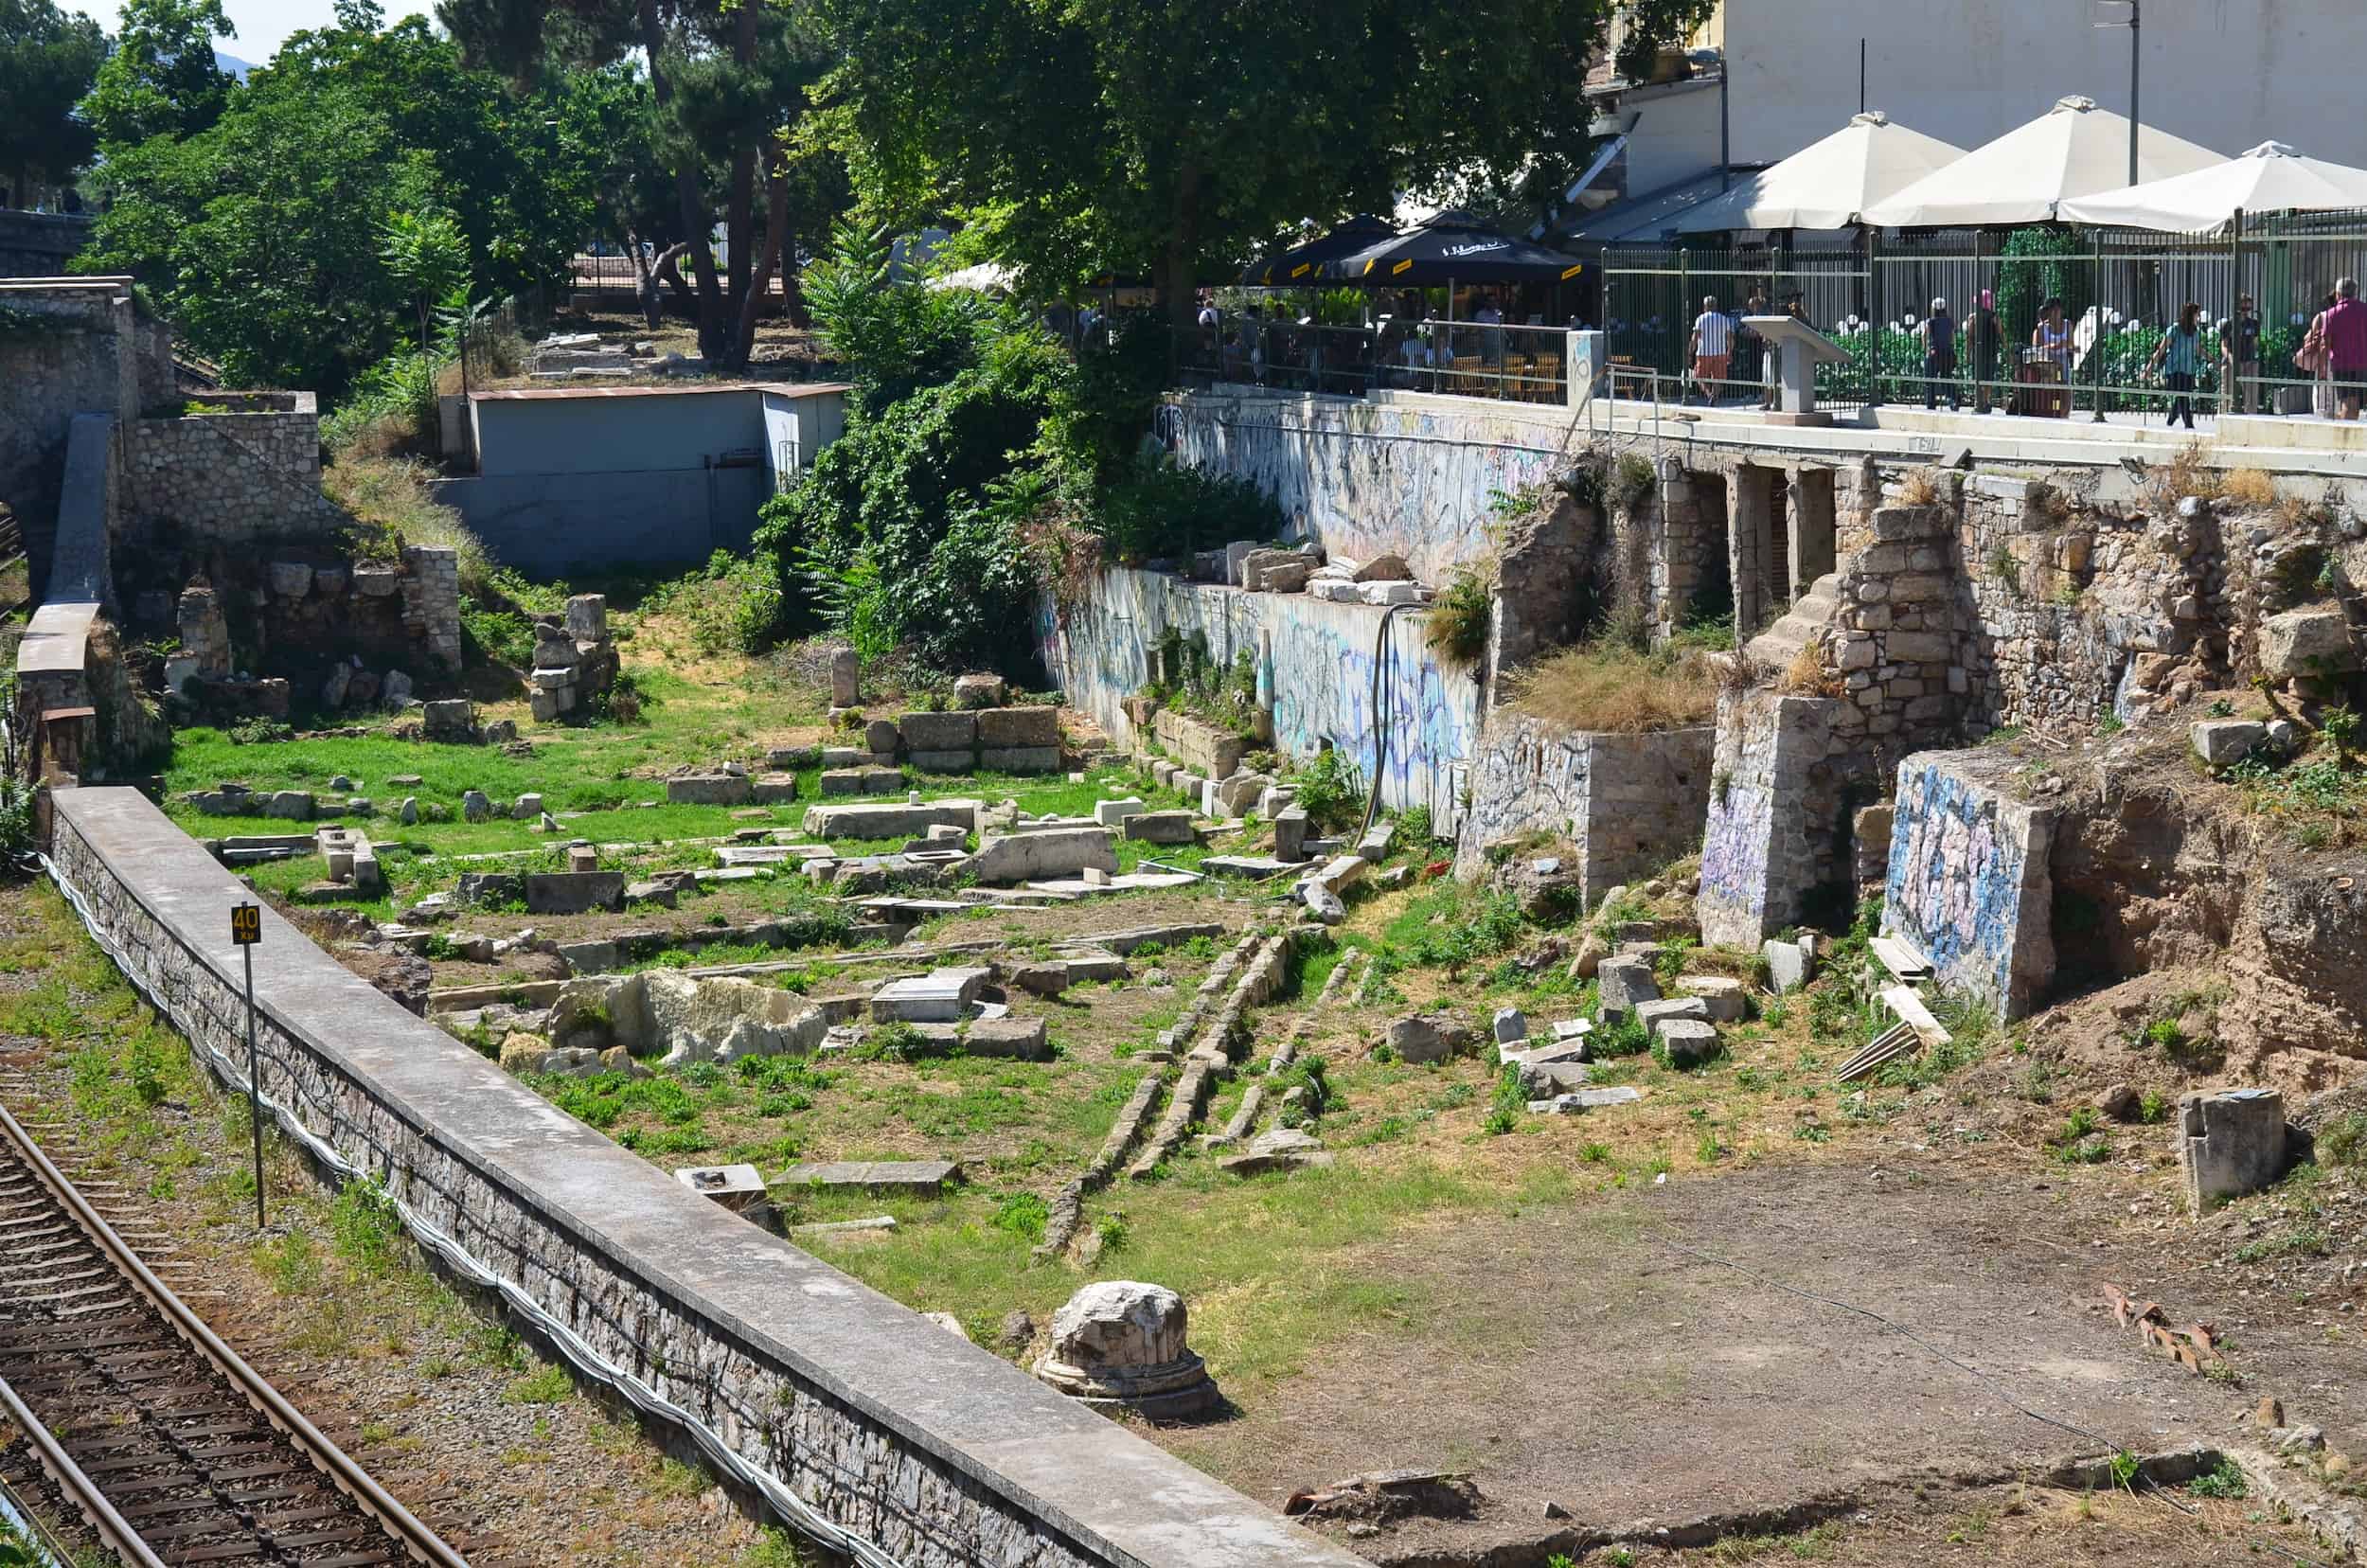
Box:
(230, 901), (264, 1227)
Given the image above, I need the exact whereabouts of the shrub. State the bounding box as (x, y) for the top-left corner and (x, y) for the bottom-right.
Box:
(1425, 569), (1494, 668)
(1290, 748), (1364, 833)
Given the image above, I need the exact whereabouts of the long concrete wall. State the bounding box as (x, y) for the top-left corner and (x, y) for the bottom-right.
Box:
(1168, 390), (1577, 581)
(1043, 566), (1481, 828)
(48, 787), (1365, 1568)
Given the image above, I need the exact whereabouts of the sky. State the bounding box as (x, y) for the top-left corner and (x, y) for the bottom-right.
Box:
(64, 0), (435, 64)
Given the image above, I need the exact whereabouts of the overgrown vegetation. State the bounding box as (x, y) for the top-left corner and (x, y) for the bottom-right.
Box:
(1504, 637), (1717, 732)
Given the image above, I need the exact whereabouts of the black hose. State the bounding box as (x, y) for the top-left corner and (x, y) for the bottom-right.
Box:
(1360, 601), (1408, 837)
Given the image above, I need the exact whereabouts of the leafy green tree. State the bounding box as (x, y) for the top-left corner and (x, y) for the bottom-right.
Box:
(439, 0), (845, 367)
(812, 0), (1717, 321)
(380, 207), (471, 357)
(0, 0), (107, 205)
(82, 12), (598, 394)
(80, 0), (234, 147)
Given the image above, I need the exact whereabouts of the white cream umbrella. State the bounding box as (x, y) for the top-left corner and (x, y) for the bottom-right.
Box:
(2058, 142), (2367, 232)
(925, 261), (1017, 293)
(1669, 112), (1967, 233)
(1860, 96), (2221, 227)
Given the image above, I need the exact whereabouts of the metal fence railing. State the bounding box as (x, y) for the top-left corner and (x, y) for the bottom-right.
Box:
(1600, 244), (1876, 415)
(1597, 210), (2367, 429)
(1174, 318), (1575, 404)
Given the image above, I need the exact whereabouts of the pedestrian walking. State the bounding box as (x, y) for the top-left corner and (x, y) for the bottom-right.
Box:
(2147, 302), (2204, 431)
(2326, 278), (2367, 422)
(1688, 294), (1733, 404)
(1919, 296), (1960, 411)
(2298, 290), (2338, 418)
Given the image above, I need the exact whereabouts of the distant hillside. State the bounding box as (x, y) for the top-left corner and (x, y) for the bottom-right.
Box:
(214, 49), (252, 80)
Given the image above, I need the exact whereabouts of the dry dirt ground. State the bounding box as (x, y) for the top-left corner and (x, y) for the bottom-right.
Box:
(1157, 1149), (2362, 1563)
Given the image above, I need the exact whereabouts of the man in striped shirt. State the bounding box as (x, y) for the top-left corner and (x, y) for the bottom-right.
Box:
(1688, 295), (1733, 404)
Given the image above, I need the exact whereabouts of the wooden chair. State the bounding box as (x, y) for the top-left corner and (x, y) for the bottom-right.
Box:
(1450, 355), (1483, 395)
(1529, 353), (1564, 402)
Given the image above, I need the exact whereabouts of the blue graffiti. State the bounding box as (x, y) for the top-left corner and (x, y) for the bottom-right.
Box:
(1884, 765), (2026, 1001)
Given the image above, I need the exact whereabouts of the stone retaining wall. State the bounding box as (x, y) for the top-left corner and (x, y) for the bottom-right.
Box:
(123, 401), (339, 543)
(1043, 565), (1479, 828)
(1455, 715), (1713, 905)
(1882, 750), (2058, 1019)
(50, 787), (1362, 1568)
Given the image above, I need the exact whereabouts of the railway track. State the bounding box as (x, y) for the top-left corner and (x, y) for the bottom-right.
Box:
(0, 1093), (472, 1568)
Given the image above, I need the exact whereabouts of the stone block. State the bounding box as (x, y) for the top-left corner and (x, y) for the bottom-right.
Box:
(870, 967), (989, 1023)
(1353, 553), (1414, 582)
(1124, 811), (1198, 845)
(625, 881), (679, 909)
(1257, 561), (1311, 594)
(264, 791), (314, 821)
(1310, 579), (1362, 602)
(455, 871), (524, 906)
(1361, 580), (1424, 606)
(1676, 975), (1748, 1022)
(909, 749), (977, 774)
(1272, 806), (1309, 864)
(1215, 773), (1271, 816)
(821, 746), (865, 769)
(1596, 956), (1659, 1018)
(1764, 938), (1814, 993)
(268, 561), (313, 597)
(422, 699), (474, 739)
(1094, 797), (1146, 827)
(743, 773), (796, 805)
(1656, 1018), (1721, 1067)
(970, 826), (1118, 883)
(512, 793), (544, 820)
(899, 711), (977, 752)
(980, 746), (1062, 775)
(1492, 1007), (1528, 1044)
(828, 646), (860, 705)
(804, 801), (978, 839)
(525, 872), (626, 916)
(977, 706), (1060, 748)
(2180, 1089), (2287, 1212)
(964, 1016), (1052, 1060)
(2261, 607), (2357, 681)
(777, 1159), (961, 1193)
(2191, 719), (2268, 768)
(668, 773), (756, 805)
(1635, 997), (1711, 1037)
(858, 718), (898, 756)
(952, 674), (1007, 709)
(559, 939), (619, 974)
(1385, 1014), (1467, 1065)
(818, 768), (869, 796)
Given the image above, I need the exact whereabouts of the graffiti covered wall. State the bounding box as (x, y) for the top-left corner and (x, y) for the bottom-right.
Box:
(1041, 567), (1480, 829)
(1882, 751), (2059, 1020)
(1167, 390), (1575, 581)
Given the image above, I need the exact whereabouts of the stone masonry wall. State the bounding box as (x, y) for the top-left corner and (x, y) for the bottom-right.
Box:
(1696, 691), (1846, 947)
(123, 406), (339, 544)
(1456, 715), (1713, 906)
(50, 788), (1363, 1568)
(0, 285), (137, 595)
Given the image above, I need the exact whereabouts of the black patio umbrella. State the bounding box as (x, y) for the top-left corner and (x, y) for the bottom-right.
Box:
(1320, 209), (1586, 286)
(1239, 214), (1399, 287)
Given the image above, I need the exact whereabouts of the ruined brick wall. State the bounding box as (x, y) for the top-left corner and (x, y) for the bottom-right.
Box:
(1455, 715), (1713, 904)
(51, 788), (1363, 1568)
(0, 287), (138, 592)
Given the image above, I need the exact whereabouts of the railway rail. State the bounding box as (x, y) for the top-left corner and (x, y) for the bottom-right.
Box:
(0, 1093), (472, 1568)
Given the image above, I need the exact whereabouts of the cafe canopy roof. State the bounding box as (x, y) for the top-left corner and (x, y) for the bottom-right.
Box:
(1321, 210), (1585, 286)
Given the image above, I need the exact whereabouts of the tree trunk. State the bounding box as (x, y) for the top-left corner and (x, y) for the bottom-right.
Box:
(626, 226), (663, 329)
(720, 157), (789, 373)
(722, 0), (760, 323)
(635, 0), (724, 361)
(1162, 159), (1204, 331)
(654, 242), (696, 306)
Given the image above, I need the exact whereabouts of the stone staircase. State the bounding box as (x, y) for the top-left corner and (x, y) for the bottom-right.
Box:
(1744, 572), (1842, 671)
